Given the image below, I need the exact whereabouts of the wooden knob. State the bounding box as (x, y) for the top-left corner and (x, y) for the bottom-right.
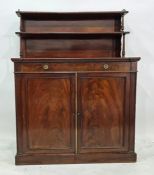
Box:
(77, 112), (80, 116)
(103, 64), (109, 70)
(43, 64), (49, 70)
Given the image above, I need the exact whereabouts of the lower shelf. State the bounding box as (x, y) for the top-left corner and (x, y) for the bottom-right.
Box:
(15, 152), (137, 165)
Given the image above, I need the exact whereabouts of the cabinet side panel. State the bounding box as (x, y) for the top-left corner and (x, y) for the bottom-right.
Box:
(129, 72), (137, 151)
(15, 74), (25, 154)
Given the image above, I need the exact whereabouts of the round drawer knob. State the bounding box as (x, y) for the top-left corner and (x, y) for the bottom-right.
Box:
(103, 64), (109, 70)
(43, 64), (49, 70)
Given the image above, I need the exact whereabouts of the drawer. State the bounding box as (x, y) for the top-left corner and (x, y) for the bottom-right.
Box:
(15, 62), (131, 72)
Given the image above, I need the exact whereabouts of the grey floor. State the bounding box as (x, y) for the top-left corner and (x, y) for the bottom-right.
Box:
(0, 137), (154, 175)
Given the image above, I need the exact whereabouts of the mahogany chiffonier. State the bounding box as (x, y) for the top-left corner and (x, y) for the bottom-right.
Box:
(12, 10), (140, 165)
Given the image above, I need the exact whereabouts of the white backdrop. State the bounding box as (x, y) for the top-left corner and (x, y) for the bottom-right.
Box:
(0, 0), (154, 174)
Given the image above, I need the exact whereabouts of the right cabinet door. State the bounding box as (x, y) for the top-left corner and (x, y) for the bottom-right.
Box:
(77, 72), (130, 153)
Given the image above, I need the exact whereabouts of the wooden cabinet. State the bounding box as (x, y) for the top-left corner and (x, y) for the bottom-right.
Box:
(12, 10), (140, 164)
(12, 58), (140, 164)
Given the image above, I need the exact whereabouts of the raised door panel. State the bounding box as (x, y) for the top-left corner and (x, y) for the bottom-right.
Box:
(19, 73), (75, 154)
(77, 73), (130, 153)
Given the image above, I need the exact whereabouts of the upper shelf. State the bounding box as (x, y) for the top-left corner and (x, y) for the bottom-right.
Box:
(17, 10), (128, 33)
(16, 32), (130, 39)
(16, 10), (128, 19)
(16, 10), (129, 58)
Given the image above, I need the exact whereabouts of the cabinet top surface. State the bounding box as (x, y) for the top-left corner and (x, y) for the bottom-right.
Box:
(11, 57), (140, 63)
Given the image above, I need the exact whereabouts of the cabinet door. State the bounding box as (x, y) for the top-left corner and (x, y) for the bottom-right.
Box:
(77, 72), (130, 153)
(17, 73), (75, 154)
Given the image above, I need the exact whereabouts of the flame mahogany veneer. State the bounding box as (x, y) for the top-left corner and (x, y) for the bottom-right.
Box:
(12, 10), (140, 165)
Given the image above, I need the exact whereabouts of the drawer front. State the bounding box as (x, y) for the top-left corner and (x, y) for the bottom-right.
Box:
(16, 62), (131, 72)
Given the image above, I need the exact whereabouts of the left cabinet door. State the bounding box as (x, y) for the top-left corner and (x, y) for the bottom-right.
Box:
(15, 73), (75, 154)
